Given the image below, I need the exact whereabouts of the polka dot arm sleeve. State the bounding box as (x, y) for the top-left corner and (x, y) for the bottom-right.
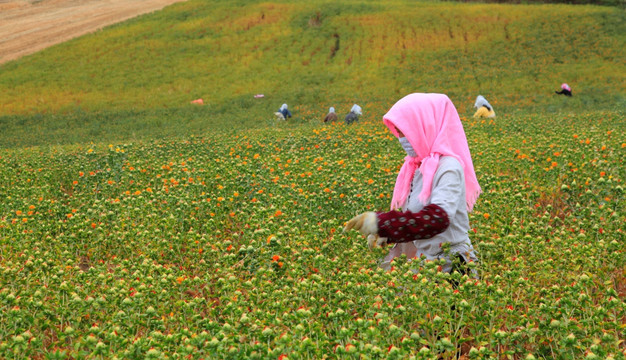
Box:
(376, 204), (450, 244)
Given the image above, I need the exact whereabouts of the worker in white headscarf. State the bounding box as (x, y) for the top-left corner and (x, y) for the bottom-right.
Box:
(345, 104), (362, 124)
(473, 96), (496, 119)
(274, 103), (292, 120)
(324, 107), (338, 123)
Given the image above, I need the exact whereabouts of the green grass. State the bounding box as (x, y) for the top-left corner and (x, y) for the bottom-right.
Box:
(0, 0), (624, 148)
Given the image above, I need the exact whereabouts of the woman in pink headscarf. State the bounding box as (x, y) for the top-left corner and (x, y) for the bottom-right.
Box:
(555, 83), (572, 96)
(345, 93), (481, 275)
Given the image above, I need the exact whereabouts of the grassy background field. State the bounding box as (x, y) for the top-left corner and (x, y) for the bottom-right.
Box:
(0, 0), (624, 359)
(0, 0), (624, 148)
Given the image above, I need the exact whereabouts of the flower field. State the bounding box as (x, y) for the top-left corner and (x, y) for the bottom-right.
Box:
(0, 110), (624, 359)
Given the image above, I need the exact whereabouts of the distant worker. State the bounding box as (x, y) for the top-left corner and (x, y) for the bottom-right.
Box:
(555, 83), (572, 97)
(275, 103), (292, 120)
(473, 95), (496, 119)
(324, 107), (338, 123)
(345, 104), (362, 124)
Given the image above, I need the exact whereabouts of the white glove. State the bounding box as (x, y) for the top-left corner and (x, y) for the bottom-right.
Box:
(366, 234), (388, 249)
(344, 212), (388, 249)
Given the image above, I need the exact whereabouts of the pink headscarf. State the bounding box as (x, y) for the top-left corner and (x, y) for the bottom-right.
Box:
(383, 93), (481, 212)
(561, 83), (571, 91)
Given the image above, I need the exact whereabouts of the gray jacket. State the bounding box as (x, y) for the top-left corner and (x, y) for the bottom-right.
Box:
(382, 156), (478, 272)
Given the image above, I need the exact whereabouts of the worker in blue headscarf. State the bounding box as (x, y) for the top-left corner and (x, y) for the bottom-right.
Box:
(275, 104), (292, 120)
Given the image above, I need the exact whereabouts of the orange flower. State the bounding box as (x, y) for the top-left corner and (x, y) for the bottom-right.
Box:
(272, 255), (280, 262)
(274, 210), (282, 217)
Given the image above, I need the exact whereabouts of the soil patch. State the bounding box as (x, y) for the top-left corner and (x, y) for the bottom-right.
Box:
(0, 0), (186, 64)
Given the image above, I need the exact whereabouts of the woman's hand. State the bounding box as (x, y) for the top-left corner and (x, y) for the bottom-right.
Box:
(344, 212), (388, 249)
(366, 234), (388, 249)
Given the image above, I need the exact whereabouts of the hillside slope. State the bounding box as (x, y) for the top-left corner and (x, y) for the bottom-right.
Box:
(0, 0), (624, 147)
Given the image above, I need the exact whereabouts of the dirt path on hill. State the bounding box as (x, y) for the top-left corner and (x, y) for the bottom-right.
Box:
(0, 0), (186, 65)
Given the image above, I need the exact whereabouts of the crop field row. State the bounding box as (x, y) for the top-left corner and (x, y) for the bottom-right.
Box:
(0, 110), (623, 359)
